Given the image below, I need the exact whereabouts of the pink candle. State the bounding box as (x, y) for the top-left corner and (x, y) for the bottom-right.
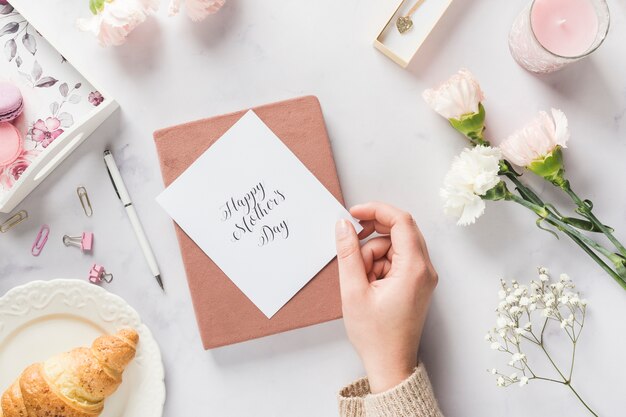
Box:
(531, 0), (598, 57)
(508, 0), (610, 73)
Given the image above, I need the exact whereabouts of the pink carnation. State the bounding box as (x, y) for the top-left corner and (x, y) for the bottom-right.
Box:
(499, 109), (569, 167)
(77, 0), (159, 47)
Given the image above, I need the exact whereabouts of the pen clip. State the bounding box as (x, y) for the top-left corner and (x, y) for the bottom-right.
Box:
(104, 150), (121, 201)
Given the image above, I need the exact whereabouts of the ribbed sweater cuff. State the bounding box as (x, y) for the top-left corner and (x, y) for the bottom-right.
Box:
(338, 365), (443, 417)
(338, 377), (369, 417)
(365, 366), (443, 417)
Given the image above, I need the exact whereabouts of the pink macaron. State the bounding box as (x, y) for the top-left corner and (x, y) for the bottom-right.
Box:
(0, 81), (24, 123)
(0, 122), (23, 167)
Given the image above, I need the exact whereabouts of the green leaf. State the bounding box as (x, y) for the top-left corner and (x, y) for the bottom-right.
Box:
(561, 216), (614, 233)
(89, 0), (105, 14)
(562, 217), (598, 232)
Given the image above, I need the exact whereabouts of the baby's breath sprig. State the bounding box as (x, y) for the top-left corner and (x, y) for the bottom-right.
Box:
(486, 268), (597, 416)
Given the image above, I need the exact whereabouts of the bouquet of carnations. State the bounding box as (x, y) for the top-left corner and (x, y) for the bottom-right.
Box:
(423, 69), (626, 290)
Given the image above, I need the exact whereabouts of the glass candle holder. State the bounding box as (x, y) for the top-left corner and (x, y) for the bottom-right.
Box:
(509, 0), (610, 74)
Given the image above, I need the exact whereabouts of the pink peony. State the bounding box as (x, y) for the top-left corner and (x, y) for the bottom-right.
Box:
(30, 117), (64, 148)
(77, 0), (159, 47)
(499, 109), (569, 167)
(169, 0), (225, 22)
(0, 149), (40, 189)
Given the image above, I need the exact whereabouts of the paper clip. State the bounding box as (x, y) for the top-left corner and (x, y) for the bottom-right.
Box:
(63, 232), (94, 252)
(31, 225), (50, 256)
(0, 210), (28, 233)
(77, 186), (93, 217)
(89, 263), (113, 284)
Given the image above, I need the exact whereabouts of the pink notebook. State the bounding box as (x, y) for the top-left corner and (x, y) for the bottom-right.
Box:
(154, 96), (345, 349)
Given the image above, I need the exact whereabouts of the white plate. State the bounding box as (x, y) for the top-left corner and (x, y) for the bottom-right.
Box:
(0, 279), (165, 417)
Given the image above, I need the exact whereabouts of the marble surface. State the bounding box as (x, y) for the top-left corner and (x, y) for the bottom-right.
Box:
(2, 0), (626, 415)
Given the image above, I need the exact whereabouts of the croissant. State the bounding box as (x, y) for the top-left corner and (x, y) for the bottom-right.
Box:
(0, 328), (138, 417)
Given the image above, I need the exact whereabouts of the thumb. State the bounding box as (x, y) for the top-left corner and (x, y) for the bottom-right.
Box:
(335, 219), (368, 298)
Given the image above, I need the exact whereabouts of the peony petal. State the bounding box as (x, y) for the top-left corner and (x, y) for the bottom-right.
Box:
(45, 117), (61, 131)
(33, 119), (47, 131)
(31, 128), (45, 142)
(50, 129), (64, 140)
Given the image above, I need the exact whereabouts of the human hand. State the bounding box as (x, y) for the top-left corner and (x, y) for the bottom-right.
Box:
(335, 202), (438, 394)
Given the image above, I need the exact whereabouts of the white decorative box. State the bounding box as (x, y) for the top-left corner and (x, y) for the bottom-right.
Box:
(374, 0), (453, 68)
(0, 1), (117, 213)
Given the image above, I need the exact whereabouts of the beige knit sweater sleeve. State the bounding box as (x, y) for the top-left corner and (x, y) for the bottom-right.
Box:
(338, 365), (443, 417)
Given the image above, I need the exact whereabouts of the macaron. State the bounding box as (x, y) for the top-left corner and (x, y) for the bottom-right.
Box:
(0, 122), (22, 167)
(0, 81), (24, 123)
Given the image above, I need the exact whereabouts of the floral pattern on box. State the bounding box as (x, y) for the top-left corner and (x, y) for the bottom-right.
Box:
(0, 2), (105, 194)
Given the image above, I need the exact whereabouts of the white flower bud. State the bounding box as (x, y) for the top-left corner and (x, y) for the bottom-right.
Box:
(560, 273), (570, 282)
(519, 376), (529, 386)
(539, 273), (549, 282)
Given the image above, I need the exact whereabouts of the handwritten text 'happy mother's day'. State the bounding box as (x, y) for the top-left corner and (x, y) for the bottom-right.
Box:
(220, 182), (289, 247)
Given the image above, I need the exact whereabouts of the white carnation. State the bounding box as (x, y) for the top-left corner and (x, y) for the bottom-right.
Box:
(440, 146), (502, 226)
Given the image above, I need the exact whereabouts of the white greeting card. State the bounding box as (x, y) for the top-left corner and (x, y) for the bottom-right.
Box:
(157, 110), (361, 318)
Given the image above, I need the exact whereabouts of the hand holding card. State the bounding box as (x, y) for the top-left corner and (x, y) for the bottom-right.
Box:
(157, 110), (361, 318)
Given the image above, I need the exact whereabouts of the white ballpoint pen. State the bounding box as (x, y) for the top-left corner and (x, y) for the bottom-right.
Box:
(104, 150), (164, 291)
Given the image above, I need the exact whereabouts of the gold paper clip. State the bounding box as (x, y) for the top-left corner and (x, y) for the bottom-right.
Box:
(0, 210), (28, 233)
(77, 186), (93, 217)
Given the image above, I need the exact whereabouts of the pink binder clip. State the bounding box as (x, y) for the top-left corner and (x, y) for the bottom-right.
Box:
(31, 225), (50, 256)
(63, 232), (93, 252)
(89, 263), (113, 284)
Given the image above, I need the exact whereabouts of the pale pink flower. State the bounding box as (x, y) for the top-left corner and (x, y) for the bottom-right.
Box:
(0, 149), (40, 189)
(422, 69), (485, 120)
(169, 0), (225, 22)
(30, 117), (64, 148)
(499, 109), (569, 167)
(77, 0), (159, 47)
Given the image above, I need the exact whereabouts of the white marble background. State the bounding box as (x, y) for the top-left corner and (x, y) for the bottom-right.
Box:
(2, 0), (626, 416)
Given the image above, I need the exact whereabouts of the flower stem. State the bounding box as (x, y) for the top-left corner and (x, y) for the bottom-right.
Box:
(502, 172), (623, 284)
(505, 191), (626, 290)
(566, 383), (598, 417)
(561, 181), (626, 258)
(540, 342), (598, 416)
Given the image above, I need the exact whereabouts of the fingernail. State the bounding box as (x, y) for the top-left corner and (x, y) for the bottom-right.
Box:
(335, 219), (349, 237)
